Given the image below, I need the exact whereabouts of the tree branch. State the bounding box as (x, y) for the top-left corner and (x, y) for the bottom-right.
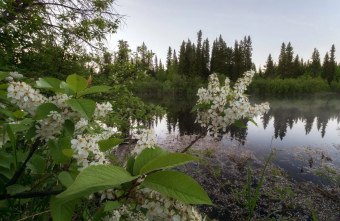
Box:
(180, 127), (209, 153)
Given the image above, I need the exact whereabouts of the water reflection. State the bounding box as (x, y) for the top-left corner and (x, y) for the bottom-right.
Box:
(138, 93), (340, 142)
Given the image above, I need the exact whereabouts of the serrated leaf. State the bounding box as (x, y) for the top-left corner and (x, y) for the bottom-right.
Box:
(63, 120), (75, 137)
(58, 172), (74, 188)
(6, 184), (30, 196)
(33, 103), (61, 120)
(49, 138), (72, 164)
(104, 201), (121, 212)
(139, 153), (199, 175)
(0, 72), (9, 80)
(27, 154), (46, 174)
(98, 138), (124, 152)
(57, 165), (136, 201)
(143, 171), (212, 205)
(133, 146), (167, 176)
(50, 196), (76, 221)
(232, 119), (247, 128)
(62, 149), (74, 158)
(60, 81), (75, 96)
(36, 78), (64, 93)
(65, 98), (95, 120)
(80, 86), (112, 96)
(66, 74), (88, 95)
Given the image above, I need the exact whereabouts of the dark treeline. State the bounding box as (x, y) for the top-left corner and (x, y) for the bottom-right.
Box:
(131, 30), (340, 94)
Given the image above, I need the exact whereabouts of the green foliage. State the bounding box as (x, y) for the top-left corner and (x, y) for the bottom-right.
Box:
(57, 165), (136, 201)
(143, 171), (213, 205)
(33, 103), (61, 120)
(133, 146), (167, 175)
(98, 138), (124, 152)
(66, 98), (96, 119)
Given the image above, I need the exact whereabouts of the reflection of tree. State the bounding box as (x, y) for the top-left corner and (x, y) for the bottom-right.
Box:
(138, 94), (340, 140)
(225, 119), (248, 145)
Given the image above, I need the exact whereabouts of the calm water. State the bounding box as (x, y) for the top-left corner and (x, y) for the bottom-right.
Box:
(138, 93), (340, 182)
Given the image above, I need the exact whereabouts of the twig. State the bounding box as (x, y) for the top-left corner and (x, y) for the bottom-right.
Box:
(16, 210), (51, 221)
(0, 190), (63, 200)
(180, 127), (209, 153)
(5, 137), (41, 188)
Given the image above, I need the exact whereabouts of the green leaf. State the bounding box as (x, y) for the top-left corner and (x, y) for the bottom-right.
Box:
(246, 117), (258, 127)
(27, 154), (46, 174)
(6, 184), (30, 196)
(126, 156), (135, 175)
(139, 153), (199, 175)
(65, 98), (95, 120)
(143, 171), (212, 205)
(133, 146), (167, 176)
(104, 201), (121, 212)
(0, 166), (13, 179)
(0, 84), (8, 90)
(0, 155), (11, 169)
(98, 138), (124, 152)
(92, 207), (106, 221)
(191, 103), (211, 113)
(232, 119), (247, 128)
(36, 78), (64, 93)
(33, 103), (61, 120)
(63, 120), (75, 137)
(58, 172), (74, 188)
(57, 165), (136, 201)
(8, 124), (30, 133)
(66, 74), (88, 95)
(62, 149), (74, 158)
(60, 81), (75, 96)
(13, 110), (25, 119)
(49, 138), (72, 164)
(80, 86), (112, 96)
(50, 196), (76, 221)
(0, 72), (9, 80)
(0, 90), (7, 99)
(25, 125), (37, 141)
(0, 107), (15, 119)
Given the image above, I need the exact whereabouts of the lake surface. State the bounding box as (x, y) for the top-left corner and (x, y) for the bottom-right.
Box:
(138, 93), (340, 183)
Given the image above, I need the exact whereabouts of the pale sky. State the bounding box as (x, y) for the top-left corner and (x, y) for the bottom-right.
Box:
(109, 0), (340, 70)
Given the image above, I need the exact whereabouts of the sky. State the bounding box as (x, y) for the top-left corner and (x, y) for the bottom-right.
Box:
(108, 0), (340, 70)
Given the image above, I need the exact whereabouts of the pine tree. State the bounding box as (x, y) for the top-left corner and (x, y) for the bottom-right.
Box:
(178, 41), (186, 76)
(196, 30), (203, 78)
(172, 49), (178, 67)
(264, 54), (275, 79)
(277, 42), (286, 78)
(166, 46), (172, 70)
(232, 40), (241, 81)
(154, 55), (158, 72)
(329, 44), (336, 83)
(310, 48), (321, 78)
(322, 52), (330, 82)
(293, 54), (300, 78)
(285, 42), (294, 78)
(202, 38), (210, 79)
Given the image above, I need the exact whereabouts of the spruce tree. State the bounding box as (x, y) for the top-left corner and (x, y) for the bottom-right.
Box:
(264, 54), (275, 79)
(277, 42), (286, 78)
(285, 42), (294, 78)
(166, 46), (172, 70)
(322, 52), (330, 82)
(293, 54), (300, 78)
(202, 38), (210, 79)
(172, 49), (178, 67)
(310, 48), (321, 78)
(178, 41), (186, 76)
(329, 44), (336, 83)
(196, 30), (203, 78)
(154, 55), (158, 73)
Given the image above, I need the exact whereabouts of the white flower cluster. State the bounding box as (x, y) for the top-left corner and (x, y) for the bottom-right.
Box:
(94, 102), (113, 118)
(49, 93), (71, 109)
(196, 71), (270, 137)
(5, 71), (23, 82)
(7, 81), (48, 115)
(71, 130), (115, 171)
(132, 129), (156, 156)
(35, 111), (65, 140)
(103, 188), (206, 221)
(74, 118), (88, 134)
